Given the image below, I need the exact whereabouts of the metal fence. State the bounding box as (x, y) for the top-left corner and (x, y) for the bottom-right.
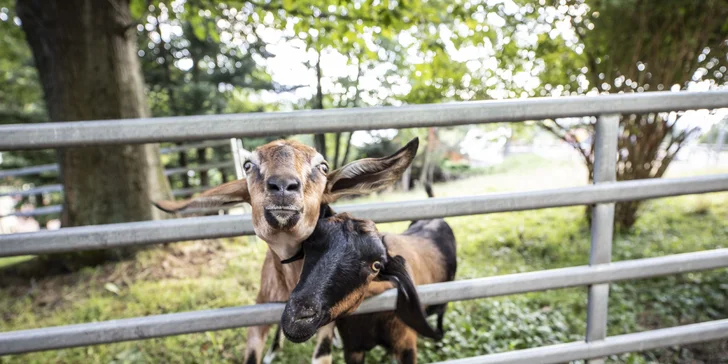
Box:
(0, 140), (240, 218)
(1, 90), (728, 363)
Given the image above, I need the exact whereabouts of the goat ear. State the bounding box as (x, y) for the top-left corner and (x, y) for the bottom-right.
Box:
(153, 179), (250, 213)
(323, 137), (419, 203)
(379, 255), (442, 341)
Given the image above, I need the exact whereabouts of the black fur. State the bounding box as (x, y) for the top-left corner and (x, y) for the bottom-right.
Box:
(244, 352), (256, 364)
(424, 182), (434, 198)
(400, 348), (416, 364)
(344, 350), (366, 364)
(315, 337), (332, 358)
(269, 326), (282, 352)
(378, 254), (442, 340)
(335, 313), (397, 354)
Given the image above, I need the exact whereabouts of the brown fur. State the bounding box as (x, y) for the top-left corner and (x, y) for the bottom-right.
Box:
(329, 285), (368, 319)
(383, 234), (448, 285)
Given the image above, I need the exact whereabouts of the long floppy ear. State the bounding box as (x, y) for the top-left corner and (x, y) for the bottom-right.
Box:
(323, 137), (419, 203)
(379, 255), (443, 341)
(153, 179), (250, 213)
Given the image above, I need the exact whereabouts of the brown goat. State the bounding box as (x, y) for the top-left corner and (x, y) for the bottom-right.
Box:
(154, 138), (419, 364)
(280, 187), (457, 364)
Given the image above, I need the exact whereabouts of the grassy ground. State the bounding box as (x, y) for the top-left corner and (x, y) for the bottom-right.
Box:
(1, 154), (727, 364)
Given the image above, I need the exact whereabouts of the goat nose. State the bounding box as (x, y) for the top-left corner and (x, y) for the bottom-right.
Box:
(266, 176), (301, 193)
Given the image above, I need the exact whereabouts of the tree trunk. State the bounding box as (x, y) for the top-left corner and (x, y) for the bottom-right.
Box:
(401, 165), (411, 191)
(178, 143), (190, 188)
(333, 132), (342, 169)
(313, 47), (327, 159)
(197, 148), (209, 187)
(341, 131), (354, 166)
(419, 128), (438, 186)
(17, 0), (172, 269)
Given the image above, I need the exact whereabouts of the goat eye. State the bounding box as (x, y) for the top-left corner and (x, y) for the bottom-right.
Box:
(371, 261), (382, 273)
(319, 163), (329, 174)
(243, 161), (253, 172)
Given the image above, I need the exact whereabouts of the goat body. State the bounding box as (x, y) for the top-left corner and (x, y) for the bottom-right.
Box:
(336, 219), (457, 364)
(281, 198), (456, 364)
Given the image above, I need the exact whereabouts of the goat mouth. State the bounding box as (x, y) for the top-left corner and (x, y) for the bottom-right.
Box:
(264, 206), (302, 230)
(265, 205), (300, 212)
(282, 326), (316, 343)
(281, 314), (325, 343)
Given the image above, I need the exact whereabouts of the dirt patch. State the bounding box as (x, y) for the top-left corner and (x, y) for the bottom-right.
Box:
(0, 240), (238, 312)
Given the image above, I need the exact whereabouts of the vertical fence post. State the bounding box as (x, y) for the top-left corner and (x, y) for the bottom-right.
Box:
(586, 114), (619, 364)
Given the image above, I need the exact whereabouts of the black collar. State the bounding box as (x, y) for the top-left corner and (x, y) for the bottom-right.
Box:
(280, 249), (304, 264)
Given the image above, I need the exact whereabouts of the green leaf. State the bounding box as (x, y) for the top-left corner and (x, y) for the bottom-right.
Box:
(129, 0), (147, 19)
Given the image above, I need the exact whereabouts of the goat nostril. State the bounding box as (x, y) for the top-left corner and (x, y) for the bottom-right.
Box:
(267, 176), (300, 194)
(286, 181), (301, 192)
(267, 181), (281, 192)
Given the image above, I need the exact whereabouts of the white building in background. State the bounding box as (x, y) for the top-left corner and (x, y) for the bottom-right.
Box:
(459, 127), (512, 167)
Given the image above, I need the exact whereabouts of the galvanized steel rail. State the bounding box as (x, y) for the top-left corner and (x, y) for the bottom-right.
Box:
(0, 140), (237, 216)
(433, 319), (728, 364)
(1, 173), (726, 257)
(0, 184), (64, 198)
(1, 90), (727, 150)
(1, 90), (728, 362)
(2, 249), (727, 355)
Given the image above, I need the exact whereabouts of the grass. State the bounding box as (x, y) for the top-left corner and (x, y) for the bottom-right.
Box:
(0, 256), (32, 269)
(1, 154), (727, 363)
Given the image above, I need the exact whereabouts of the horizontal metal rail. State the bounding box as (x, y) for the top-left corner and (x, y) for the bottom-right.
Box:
(0, 204), (238, 218)
(433, 319), (728, 364)
(0, 205), (63, 218)
(1, 91), (727, 150)
(2, 173), (726, 257)
(0, 164), (59, 179)
(0, 205), (234, 218)
(0, 140), (231, 178)
(0, 159), (233, 181)
(0, 162), (232, 201)
(159, 140), (230, 154)
(0, 183), (219, 199)
(1, 248), (726, 355)
(0, 184), (63, 198)
(0, 184), (223, 203)
(163, 161), (234, 176)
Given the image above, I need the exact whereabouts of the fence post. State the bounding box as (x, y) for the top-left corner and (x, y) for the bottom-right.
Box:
(586, 114), (619, 364)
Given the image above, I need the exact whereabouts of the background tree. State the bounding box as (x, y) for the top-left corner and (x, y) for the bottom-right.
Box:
(136, 1), (282, 191)
(525, 0), (728, 229)
(15, 0), (173, 269)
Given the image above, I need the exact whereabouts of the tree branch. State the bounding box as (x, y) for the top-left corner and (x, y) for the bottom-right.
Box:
(538, 120), (593, 169)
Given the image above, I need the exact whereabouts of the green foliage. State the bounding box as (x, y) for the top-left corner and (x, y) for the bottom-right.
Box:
(136, 1), (277, 118)
(0, 1), (44, 118)
(0, 2), (57, 220)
